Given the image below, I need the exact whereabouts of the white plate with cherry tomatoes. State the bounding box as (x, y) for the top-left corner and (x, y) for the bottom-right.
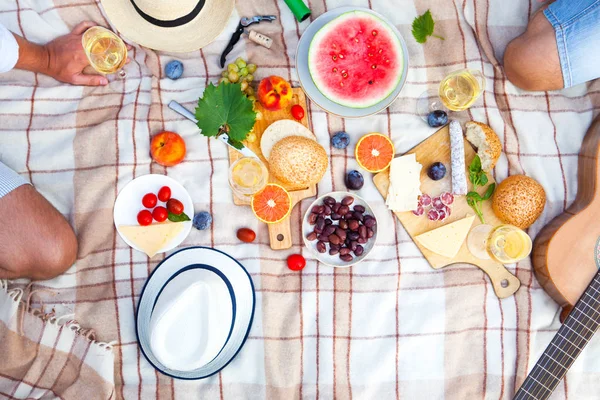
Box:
(113, 174), (194, 256)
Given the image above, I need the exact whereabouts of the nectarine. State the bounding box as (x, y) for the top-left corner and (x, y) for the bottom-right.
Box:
(150, 131), (186, 167)
(257, 76), (292, 111)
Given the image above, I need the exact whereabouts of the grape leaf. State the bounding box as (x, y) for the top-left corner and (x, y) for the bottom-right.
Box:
(195, 82), (256, 143)
(411, 10), (445, 44)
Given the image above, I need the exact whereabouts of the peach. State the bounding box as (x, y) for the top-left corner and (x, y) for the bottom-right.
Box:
(257, 76), (293, 111)
(150, 131), (186, 167)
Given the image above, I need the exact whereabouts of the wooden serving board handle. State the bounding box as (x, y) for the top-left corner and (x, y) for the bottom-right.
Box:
(453, 256), (521, 298)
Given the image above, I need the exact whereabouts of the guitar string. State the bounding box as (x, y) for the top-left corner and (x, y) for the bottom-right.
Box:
(525, 279), (600, 399)
(520, 277), (600, 399)
(518, 275), (600, 399)
(534, 280), (600, 392)
(532, 291), (598, 397)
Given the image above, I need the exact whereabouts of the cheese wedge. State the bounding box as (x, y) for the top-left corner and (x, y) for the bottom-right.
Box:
(119, 222), (185, 258)
(386, 154), (422, 212)
(415, 216), (475, 259)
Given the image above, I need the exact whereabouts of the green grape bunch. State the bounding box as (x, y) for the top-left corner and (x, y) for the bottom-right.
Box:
(219, 57), (257, 101)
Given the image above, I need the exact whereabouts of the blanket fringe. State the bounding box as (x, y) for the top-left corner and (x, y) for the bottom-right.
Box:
(1, 279), (116, 352)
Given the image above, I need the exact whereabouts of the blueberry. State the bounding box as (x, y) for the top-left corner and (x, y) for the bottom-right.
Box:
(427, 162), (447, 181)
(427, 110), (448, 128)
(165, 60), (184, 80)
(193, 211), (212, 230)
(345, 170), (364, 190)
(331, 131), (350, 149)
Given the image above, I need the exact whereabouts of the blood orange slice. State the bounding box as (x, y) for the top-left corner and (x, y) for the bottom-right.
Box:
(251, 184), (292, 224)
(355, 133), (395, 173)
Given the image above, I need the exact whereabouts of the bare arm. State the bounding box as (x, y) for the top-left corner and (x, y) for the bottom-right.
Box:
(12, 21), (108, 86)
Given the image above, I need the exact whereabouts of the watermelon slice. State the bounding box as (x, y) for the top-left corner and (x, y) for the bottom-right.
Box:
(308, 11), (405, 109)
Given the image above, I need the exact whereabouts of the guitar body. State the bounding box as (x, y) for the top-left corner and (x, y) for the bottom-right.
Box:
(532, 118), (600, 320)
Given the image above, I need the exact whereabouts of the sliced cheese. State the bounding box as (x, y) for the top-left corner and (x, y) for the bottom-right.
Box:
(119, 222), (185, 258)
(386, 153), (422, 212)
(415, 216), (475, 259)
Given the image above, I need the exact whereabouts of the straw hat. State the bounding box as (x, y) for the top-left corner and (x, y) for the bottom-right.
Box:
(100, 0), (234, 52)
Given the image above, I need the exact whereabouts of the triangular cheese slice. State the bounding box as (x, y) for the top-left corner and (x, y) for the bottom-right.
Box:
(415, 216), (475, 259)
(119, 222), (184, 258)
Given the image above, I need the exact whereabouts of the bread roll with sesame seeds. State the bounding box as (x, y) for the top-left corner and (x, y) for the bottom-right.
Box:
(465, 121), (502, 172)
(492, 175), (546, 229)
(269, 136), (328, 189)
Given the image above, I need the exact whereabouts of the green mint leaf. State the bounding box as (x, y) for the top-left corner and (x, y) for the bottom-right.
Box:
(411, 10), (435, 44)
(479, 172), (488, 186)
(195, 82), (257, 143)
(467, 191), (483, 202)
(469, 155), (482, 175)
(168, 211), (191, 222)
(482, 183), (496, 200)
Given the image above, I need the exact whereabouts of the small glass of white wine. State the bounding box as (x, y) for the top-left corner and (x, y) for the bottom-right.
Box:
(467, 224), (532, 264)
(417, 69), (486, 120)
(81, 26), (128, 83)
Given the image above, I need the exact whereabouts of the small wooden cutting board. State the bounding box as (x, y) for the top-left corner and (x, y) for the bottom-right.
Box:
(373, 125), (521, 299)
(229, 88), (316, 250)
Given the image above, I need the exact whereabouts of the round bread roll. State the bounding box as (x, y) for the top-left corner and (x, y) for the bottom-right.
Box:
(465, 121), (502, 172)
(492, 175), (546, 229)
(269, 136), (328, 188)
(260, 119), (316, 160)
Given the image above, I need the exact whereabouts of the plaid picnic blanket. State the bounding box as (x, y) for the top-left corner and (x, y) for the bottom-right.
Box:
(1, 0), (599, 399)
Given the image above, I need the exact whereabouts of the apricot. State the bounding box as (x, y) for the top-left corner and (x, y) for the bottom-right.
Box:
(150, 131), (186, 167)
(257, 76), (292, 111)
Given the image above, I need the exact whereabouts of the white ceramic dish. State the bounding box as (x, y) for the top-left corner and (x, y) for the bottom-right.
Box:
(296, 6), (409, 118)
(302, 191), (378, 267)
(136, 247), (256, 380)
(113, 174), (193, 256)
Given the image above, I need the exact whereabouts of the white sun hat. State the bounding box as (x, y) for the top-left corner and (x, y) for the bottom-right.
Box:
(136, 247), (255, 379)
(100, 0), (234, 52)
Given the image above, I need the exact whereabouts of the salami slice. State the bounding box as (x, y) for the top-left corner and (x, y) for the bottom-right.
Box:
(412, 206), (425, 216)
(444, 205), (452, 217)
(432, 197), (445, 210)
(427, 209), (439, 221)
(440, 192), (454, 206)
(437, 209), (447, 221)
(420, 194), (432, 207)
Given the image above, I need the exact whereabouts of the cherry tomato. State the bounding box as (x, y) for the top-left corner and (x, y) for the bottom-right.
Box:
(142, 193), (157, 208)
(291, 105), (305, 121)
(167, 198), (184, 215)
(287, 254), (306, 271)
(237, 228), (256, 243)
(152, 206), (168, 222)
(137, 210), (153, 226)
(158, 186), (171, 202)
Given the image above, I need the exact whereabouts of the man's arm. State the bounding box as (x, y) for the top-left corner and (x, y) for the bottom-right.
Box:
(6, 21), (109, 86)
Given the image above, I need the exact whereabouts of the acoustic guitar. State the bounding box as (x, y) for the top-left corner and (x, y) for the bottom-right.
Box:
(514, 118), (600, 399)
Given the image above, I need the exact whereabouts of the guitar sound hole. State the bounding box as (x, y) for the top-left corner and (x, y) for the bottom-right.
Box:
(277, 234), (284, 241)
(501, 279), (509, 288)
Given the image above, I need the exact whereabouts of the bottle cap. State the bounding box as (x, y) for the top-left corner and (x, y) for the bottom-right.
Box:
(283, 0), (311, 22)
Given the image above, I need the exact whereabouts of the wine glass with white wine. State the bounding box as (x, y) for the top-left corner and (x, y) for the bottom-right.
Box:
(467, 224), (533, 264)
(417, 69), (486, 120)
(82, 26), (128, 89)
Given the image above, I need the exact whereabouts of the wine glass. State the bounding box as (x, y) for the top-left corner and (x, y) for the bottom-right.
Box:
(417, 68), (486, 120)
(467, 224), (532, 263)
(81, 26), (128, 90)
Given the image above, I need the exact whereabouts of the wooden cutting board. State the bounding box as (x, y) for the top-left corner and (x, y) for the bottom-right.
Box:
(229, 88), (316, 250)
(373, 125), (521, 299)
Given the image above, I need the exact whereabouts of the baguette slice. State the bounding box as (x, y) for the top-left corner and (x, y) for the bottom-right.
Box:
(465, 121), (502, 172)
